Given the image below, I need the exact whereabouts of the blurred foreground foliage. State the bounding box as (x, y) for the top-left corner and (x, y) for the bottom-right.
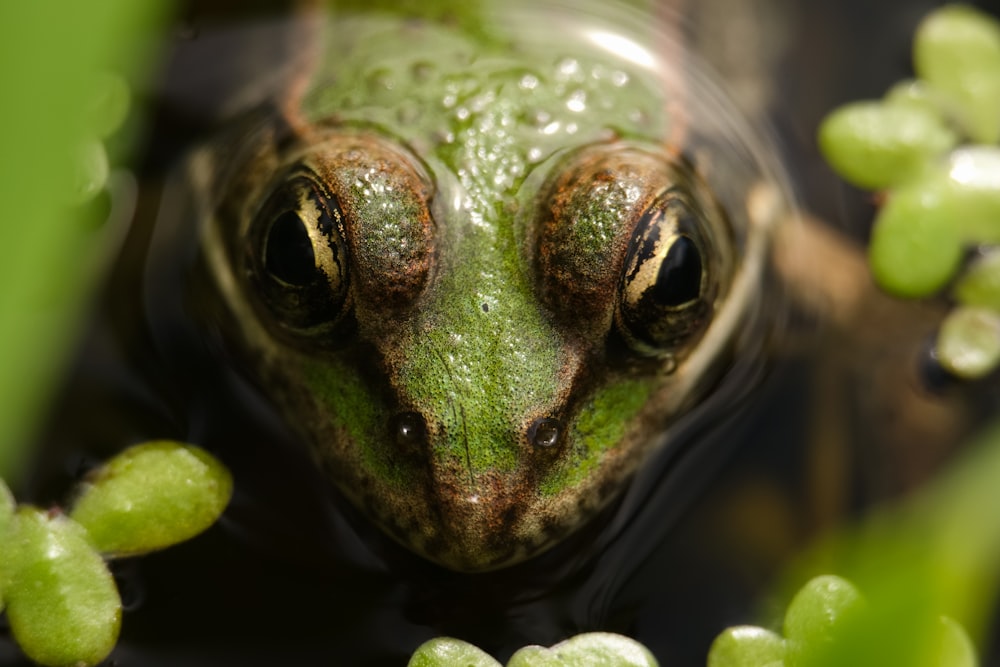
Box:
(0, 1), (169, 482)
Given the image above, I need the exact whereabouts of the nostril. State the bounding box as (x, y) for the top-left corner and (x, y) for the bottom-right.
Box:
(528, 417), (563, 449)
(391, 411), (426, 449)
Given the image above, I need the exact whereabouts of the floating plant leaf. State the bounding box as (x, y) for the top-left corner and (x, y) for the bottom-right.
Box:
(913, 4), (1000, 144)
(407, 637), (502, 667)
(868, 177), (965, 298)
(783, 575), (864, 667)
(936, 307), (1000, 380)
(955, 249), (1000, 310)
(1, 507), (121, 667)
(70, 441), (233, 557)
(817, 101), (957, 190)
(707, 626), (786, 667)
(507, 632), (659, 667)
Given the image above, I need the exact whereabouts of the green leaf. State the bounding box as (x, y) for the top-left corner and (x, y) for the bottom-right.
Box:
(0, 477), (15, 611)
(914, 4), (1000, 143)
(868, 178), (964, 298)
(70, 138), (110, 206)
(69, 441), (233, 557)
(933, 616), (978, 667)
(407, 637), (502, 667)
(817, 101), (956, 190)
(939, 147), (1000, 244)
(936, 307), (1000, 380)
(884, 79), (955, 118)
(0, 477), (14, 535)
(783, 575), (864, 667)
(708, 626), (786, 667)
(0, 0), (169, 486)
(1, 507), (120, 667)
(507, 633), (658, 667)
(85, 71), (131, 140)
(954, 249), (1000, 310)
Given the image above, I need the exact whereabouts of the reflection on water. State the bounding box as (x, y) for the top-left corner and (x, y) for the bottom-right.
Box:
(9, 0), (997, 665)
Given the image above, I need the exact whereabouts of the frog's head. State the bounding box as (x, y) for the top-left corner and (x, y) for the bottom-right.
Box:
(198, 10), (789, 571)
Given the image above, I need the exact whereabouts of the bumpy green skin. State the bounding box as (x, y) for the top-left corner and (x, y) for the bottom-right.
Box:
(300, 12), (666, 490)
(294, 18), (666, 569)
(0, 508), (121, 667)
(201, 2), (780, 571)
(69, 441), (233, 557)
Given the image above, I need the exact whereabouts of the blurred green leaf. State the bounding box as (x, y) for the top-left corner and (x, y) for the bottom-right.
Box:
(913, 4), (1000, 144)
(0, 1), (169, 481)
(936, 307), (1000, 380)
(955, 249), (1000, 310)
(785, 422), (1000, 665)
(817, 101), (956, 190)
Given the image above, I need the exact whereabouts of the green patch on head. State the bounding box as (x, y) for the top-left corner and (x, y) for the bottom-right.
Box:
(541, 377), (654, 496)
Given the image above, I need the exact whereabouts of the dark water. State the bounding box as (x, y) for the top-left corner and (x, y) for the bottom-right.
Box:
(5, 1), (1000, 665)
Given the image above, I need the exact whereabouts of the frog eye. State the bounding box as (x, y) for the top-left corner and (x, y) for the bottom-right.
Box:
(247, 175), (352, 336)
(245, 134), (435, 347)
(616, 189), (716, 355)
(532, 144), (730, 358)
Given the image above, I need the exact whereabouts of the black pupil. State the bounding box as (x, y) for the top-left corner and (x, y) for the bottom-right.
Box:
(264, 211), (317, 286)
(652, 235), (702, 306)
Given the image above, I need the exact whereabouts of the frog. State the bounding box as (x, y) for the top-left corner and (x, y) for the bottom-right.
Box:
(192, 0), (793, 573)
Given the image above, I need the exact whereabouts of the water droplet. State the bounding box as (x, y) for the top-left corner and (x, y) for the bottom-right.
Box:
(611, 70), (630, 87)
(519, 73), (539, 91)
(566, 89), (587, 113)
(432, 130), (455, 146)
(556, 57), (580, 79)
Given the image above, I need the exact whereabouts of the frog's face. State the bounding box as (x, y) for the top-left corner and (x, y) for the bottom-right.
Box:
(199, 10), (786, 571)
